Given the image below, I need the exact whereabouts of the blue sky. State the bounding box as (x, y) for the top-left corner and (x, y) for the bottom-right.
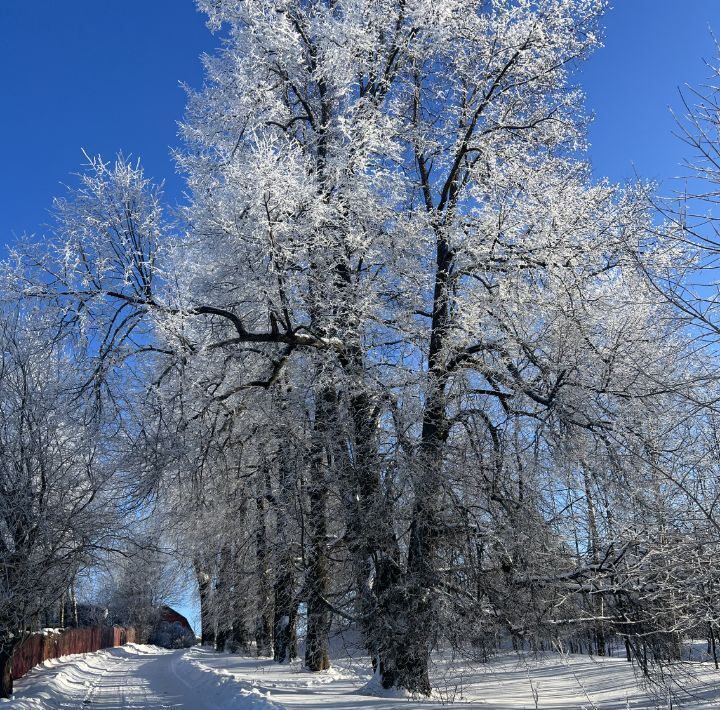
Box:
(0, 1), (217, 243)
(580, 0), (720, 185)
(2, 1), (720, 244)
(3, 0), (720, 631)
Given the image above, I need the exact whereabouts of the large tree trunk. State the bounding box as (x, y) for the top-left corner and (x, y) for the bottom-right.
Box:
(339, 380), (402, 676)
(229, 555), (251, 654)
(228, 498), (251, 654)
(304, 387), (332, 672)
(273, 448), (297, 663)
(0, 637), (17, 700)
(345, 391), (445, 697)
(229, 616), (250, 654)
(255, 467), (273, 657)
(304, 477), (330, 670)
(215, 544), (237, 653)
(374, 229), (454, 695)
(273, 570), (296, 663)
(382, 500), (437, 695)
(0, 652), (11, 700)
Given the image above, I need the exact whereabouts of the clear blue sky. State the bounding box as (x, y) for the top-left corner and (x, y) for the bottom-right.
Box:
(2, 0), (720, 632)
(580, 0), (720, 185)
(2, 1), (720, 243)
(0, 1), (217, 243)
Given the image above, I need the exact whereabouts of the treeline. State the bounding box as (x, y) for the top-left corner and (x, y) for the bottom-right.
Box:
(4, 0), (720, 700)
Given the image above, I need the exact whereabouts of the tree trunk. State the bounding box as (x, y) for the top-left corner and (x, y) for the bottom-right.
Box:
(228, 558), (251, 654)
(215, 544), (235, 652)
(272, 536), (297, 662)
(386, 505), (436, 695)
(60, 590), (66, 629)
(273, 432), (298, 663)
(304, 387), (332, 672)
(710, 624), (718, 670)
(331, 349), (403, 678)
(0, 653), (11, 700)
(0, 638), (16, 700)
(229, 616), (250, 654)
(369, 385), (446, 695)
(288, 602), (298, 661)
(272, 570), (295, 663)
(304, 478), (330, 671)
(255, 467), (273, 657)
(583, 469), (606, 657)
(62, 586), (75, 628)
(71, 583), (79, 628)
(374, 227), (454, 695)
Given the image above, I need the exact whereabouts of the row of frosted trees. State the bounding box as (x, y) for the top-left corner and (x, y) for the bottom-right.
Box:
(7, 0), (720, 699)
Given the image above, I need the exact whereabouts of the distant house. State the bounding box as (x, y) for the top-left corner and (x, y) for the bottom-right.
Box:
(158, 606), (193, 634)
(150, 606), (196, 648)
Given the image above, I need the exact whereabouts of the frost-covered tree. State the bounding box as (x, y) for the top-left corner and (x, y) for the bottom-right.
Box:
(625, 49), (720, 672)
(0, 301), (126, 697)
(100, 538), (183, 641)
(14, 0), (720, 698)
(167, 0), (657, 693)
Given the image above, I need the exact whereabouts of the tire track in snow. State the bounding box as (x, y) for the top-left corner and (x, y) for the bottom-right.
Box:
(78, 650), (114, 707)
(168, 651), (222, 710)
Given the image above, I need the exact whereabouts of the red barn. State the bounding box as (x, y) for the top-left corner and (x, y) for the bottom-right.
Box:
(158, 606), (193, 634)
(150, 606), (196, 648)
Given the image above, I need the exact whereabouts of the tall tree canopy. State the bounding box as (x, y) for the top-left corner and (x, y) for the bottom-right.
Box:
(6, 0), (720, 700)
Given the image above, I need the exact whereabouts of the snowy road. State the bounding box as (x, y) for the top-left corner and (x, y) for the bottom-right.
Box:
(52, 645), (198, 708)
(9, 642), (720, 708)
(8, 644), (279, 709)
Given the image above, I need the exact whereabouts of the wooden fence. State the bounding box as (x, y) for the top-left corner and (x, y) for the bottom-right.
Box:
(11, 626), (137, 681)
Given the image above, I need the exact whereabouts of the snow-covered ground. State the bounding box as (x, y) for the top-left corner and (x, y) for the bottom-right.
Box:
(5, 642), (720, 708)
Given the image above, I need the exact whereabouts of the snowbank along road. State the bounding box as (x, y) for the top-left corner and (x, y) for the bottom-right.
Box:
(6, 642), (720, 708)
(5, 644), (278, 710)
